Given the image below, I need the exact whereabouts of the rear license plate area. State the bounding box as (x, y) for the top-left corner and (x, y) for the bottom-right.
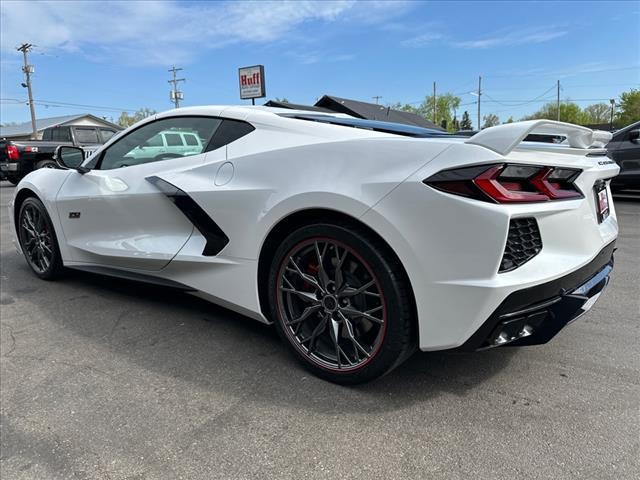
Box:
(594, 181), (609, 223)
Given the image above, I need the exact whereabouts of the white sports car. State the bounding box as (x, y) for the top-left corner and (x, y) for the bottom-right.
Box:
(9, 106), (618, 384)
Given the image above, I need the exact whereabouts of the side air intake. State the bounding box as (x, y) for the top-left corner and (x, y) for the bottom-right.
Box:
(147, 176), (229, 256)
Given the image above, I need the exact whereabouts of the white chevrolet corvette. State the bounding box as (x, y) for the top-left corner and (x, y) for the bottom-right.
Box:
(9, 106), (618, 383)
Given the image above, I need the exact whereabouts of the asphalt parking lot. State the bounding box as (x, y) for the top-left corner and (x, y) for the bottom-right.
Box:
(0, 181), (638, 480)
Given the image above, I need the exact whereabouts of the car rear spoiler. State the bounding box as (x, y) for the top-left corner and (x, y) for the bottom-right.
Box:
(465, 120), (612, 156)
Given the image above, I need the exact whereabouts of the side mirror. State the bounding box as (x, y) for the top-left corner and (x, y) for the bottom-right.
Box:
(55, 146), (89, 173)
(629, 129), (640, 143)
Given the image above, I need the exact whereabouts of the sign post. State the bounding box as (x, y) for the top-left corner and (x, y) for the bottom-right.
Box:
(238, 65), (266, 105)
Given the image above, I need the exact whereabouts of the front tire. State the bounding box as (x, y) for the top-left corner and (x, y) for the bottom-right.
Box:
(268, 223), (415, 384)
(17, 197), (64, 280)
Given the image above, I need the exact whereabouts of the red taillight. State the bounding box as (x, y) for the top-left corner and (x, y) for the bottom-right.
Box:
(6, 144), (20, 161)
(424, 163), (583, 203)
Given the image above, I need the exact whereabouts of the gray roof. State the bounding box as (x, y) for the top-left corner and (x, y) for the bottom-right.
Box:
(0, 114), (121, 138)
(315, 95), (444, 130)
(264, 100), (334, 113)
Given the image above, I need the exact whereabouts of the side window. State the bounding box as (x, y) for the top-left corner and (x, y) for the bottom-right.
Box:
(99, 128), (117, 143)
(51, 127), (72, 142)
(165, 133), (184, 146)
(98, 117), (222, 170)
(42, 129), (52, 141)
(74, 127), (100, 144)
(206, 119), (255, 151)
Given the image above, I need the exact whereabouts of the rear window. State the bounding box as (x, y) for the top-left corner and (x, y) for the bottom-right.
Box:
(281, 114), (449, 138)
(165, 133), (184, 146)
(184, 134), (199, 146)
(74, 127), (99, 144)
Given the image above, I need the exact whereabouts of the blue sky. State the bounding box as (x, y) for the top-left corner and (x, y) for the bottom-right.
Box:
(1, 0), (639, 127)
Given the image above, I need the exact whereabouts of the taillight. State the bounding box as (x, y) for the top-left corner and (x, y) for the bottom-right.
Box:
(424, 163), (583, 203)
(6, 144), (20, 161)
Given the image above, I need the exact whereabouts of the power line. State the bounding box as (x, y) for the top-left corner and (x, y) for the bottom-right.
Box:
(1, 97), (137, 113)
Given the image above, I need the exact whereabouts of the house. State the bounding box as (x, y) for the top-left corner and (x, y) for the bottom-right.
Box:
(263, 100), (334, 113)
(264, 95), (444, 130)
(0, 113), (121, 141)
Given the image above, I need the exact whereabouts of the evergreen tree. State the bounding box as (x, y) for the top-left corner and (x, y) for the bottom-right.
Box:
(460, 111), (472, 130)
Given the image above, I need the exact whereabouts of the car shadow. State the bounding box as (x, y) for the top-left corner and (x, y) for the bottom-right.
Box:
(2, 255), (516, 414)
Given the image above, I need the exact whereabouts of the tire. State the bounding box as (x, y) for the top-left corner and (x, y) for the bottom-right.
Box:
(268, 223), (415, 384)
(17, 197), (65, 280)
(35, 159), (58, 170)
(7, 175), (22, 186)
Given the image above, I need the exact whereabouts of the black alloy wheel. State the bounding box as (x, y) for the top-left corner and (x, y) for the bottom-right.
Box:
(269, 223), (415, 384)
(17, 197), (64, 279)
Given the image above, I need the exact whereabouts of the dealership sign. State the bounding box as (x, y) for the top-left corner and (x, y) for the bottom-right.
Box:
(238, 65), (266, 100)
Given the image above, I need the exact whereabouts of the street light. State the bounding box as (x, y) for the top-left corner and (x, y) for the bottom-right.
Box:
(609, 99), (616, 131)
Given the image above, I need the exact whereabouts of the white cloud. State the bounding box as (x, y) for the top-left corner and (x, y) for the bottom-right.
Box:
(401, 33), (445, 47)
(0, 0), (406, 65)
(453, 27), (568, 49)
(401, 25), (569, 50)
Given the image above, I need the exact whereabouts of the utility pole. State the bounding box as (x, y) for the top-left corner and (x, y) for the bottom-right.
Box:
(372, 95), (382, 104)
(433, 81), (437, 125)
(556, 80), (561, 121)
(477, 75), (482, 130)
(168, 66), (185, 108)
(17, 43), (37, 139)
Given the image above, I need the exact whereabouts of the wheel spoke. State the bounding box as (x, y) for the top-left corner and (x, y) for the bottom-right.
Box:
(21, 218), (37, 238)
(314, 241), (330, 289)
(339, 312), (371, 359)
(333, 245), (348, 289)
(341, 306), (384, 325)
(285, 304), (321, 326)
(338, 279), (376, 298)
(280, 276), (320, 303)
(286, 256), (323, 293)
(301, 313), (329, 353)
(329, 318), (342, 369)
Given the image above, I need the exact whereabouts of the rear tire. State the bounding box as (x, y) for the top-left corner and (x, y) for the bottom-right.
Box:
(268, 222), (415, 384)
(17, 197), (64, 280)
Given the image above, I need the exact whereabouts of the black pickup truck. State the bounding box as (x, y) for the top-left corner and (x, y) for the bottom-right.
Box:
(0, 124), (119, 184)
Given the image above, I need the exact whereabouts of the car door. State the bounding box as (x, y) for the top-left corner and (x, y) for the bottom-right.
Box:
(55, 116), (223, 271)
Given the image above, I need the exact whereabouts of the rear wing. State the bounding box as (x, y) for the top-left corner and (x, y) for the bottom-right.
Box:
(466, 120), (612, 156)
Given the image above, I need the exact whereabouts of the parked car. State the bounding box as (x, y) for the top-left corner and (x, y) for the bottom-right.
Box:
(606, 121), (640, 191)
(120, 130), (204, 167)
(0, 124), (119, 185)
(9, 107), (618, 384)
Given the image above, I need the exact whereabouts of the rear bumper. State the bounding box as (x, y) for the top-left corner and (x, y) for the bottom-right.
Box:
(0, 161), (20, 177)
(459, 240), (615, 350)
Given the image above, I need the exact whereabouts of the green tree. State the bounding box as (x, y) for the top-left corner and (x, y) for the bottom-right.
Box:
(391, 93), (461, 131)
(460, 111), (472, 130)
(583, 103), (611, 124)
(118, 108), (157, 128)
(482, 113), (500, 128)
(504, 116), (514, 124)
(616, 88), (640, 127)
(522, 101), (588, 124)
